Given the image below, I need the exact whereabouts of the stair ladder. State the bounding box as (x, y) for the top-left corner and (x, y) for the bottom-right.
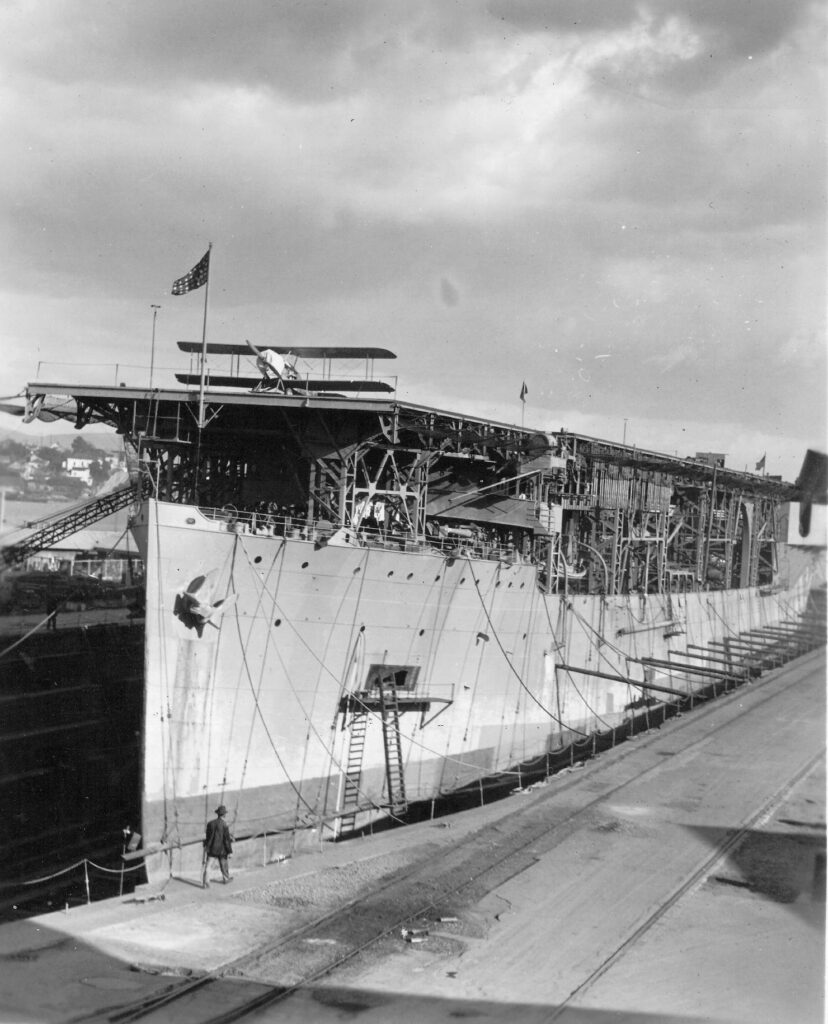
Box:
(1, 479), (150, 567)
(339, 709), (368, 832)
(379, 685), (408, 816)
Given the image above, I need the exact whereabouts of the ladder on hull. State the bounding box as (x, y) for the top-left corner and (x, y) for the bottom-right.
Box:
(379, 686), (408, 816)
(339, 709), (368, 832)
(338, 686), (408, 831)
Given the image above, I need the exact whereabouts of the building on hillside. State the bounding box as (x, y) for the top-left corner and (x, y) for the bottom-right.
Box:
(63, 456), (93, 486)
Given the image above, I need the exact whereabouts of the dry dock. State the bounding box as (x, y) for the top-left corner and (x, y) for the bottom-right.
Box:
(1, 648), (824, 1024)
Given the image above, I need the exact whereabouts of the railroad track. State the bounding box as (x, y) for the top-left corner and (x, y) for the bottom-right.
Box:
(547, 742), (825, 1020)
(76, 647), (825, 1024)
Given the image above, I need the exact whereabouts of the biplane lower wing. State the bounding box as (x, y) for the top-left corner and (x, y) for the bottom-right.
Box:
(177, 342), (396, 359)
(174, 373), (394, 393)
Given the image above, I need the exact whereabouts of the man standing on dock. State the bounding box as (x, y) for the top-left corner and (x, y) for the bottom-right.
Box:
(202, 805), (233, 887)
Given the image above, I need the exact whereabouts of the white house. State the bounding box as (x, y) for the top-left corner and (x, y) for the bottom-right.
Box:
(63, 456), (93, 486)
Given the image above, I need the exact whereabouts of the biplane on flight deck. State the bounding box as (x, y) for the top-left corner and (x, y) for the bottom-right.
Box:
(175, 340), (396, 396)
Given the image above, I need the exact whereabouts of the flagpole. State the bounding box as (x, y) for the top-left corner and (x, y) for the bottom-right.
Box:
(197, 242), (213, 430)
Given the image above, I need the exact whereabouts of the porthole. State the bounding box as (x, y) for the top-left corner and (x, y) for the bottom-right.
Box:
(418, 629), (425, 636)
(520, 582), (525, 589)
(460, 577), (466, 584)
(434, 575), (441, 582)
(254, 556), (262, 564)
(185, 517), (196, 525)
(353, 566), (361, 574)
(406, 572), (413, 580)
(387, 570), (394, 577)
(274, 618), (282, 627)
(301, 561), (309, 569)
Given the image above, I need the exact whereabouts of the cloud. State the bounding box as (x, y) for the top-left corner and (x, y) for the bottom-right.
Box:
(0, 1), (380, 96)
(489, 0), (817, 89)
(440, 277), (460, 306)
(0, 1), (823, 478)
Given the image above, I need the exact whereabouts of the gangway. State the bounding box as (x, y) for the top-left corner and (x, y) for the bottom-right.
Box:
(1, 481), (148, 567)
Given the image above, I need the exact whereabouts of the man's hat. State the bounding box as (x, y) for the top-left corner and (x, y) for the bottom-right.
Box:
(215, 804), (227, 815)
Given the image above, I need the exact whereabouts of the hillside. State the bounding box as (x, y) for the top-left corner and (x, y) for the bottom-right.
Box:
(0, 423), (123, 452)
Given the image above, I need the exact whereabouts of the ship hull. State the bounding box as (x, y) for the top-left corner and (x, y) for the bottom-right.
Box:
(132, 499), (814, 876)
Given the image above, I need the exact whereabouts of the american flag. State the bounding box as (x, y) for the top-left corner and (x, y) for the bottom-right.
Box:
(172, 249), (210, 295)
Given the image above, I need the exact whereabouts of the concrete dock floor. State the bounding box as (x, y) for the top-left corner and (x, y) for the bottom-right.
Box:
(0, 649), (824, 1024)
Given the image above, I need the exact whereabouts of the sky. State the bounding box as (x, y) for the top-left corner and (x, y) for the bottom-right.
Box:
(1, 0), (825, 481)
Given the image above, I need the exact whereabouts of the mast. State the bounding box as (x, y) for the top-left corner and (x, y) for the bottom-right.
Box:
(197, 242), (213, 430)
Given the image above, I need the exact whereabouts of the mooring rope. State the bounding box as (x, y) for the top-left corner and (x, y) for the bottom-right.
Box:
(466, 557), (590, 735)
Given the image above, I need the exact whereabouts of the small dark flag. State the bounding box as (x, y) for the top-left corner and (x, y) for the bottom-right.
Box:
(172, 249), (210, 295)
(520, 381), (528, 403)
(755, 453), (766, 472)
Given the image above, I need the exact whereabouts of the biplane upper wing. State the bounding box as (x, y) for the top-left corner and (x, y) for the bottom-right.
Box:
(262, 379), (395, 393)
(175, 374), (257, 388)
(177, 342), (396, 359)
(174, 374), (394, 393)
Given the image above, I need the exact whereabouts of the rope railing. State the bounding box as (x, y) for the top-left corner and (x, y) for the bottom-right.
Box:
(4, 854), (151, 914)
(19, 857), (147, 887)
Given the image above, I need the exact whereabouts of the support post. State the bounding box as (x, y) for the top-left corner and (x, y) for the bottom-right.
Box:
(702, 461), (718, 582)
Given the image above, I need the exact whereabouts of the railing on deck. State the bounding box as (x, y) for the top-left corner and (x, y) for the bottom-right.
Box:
(196, 506), (535, 565)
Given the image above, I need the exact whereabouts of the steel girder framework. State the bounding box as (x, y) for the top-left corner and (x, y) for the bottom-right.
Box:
(30, 388), (791, 596)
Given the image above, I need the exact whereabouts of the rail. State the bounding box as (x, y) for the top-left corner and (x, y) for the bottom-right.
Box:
(196, 505), (538, 565)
